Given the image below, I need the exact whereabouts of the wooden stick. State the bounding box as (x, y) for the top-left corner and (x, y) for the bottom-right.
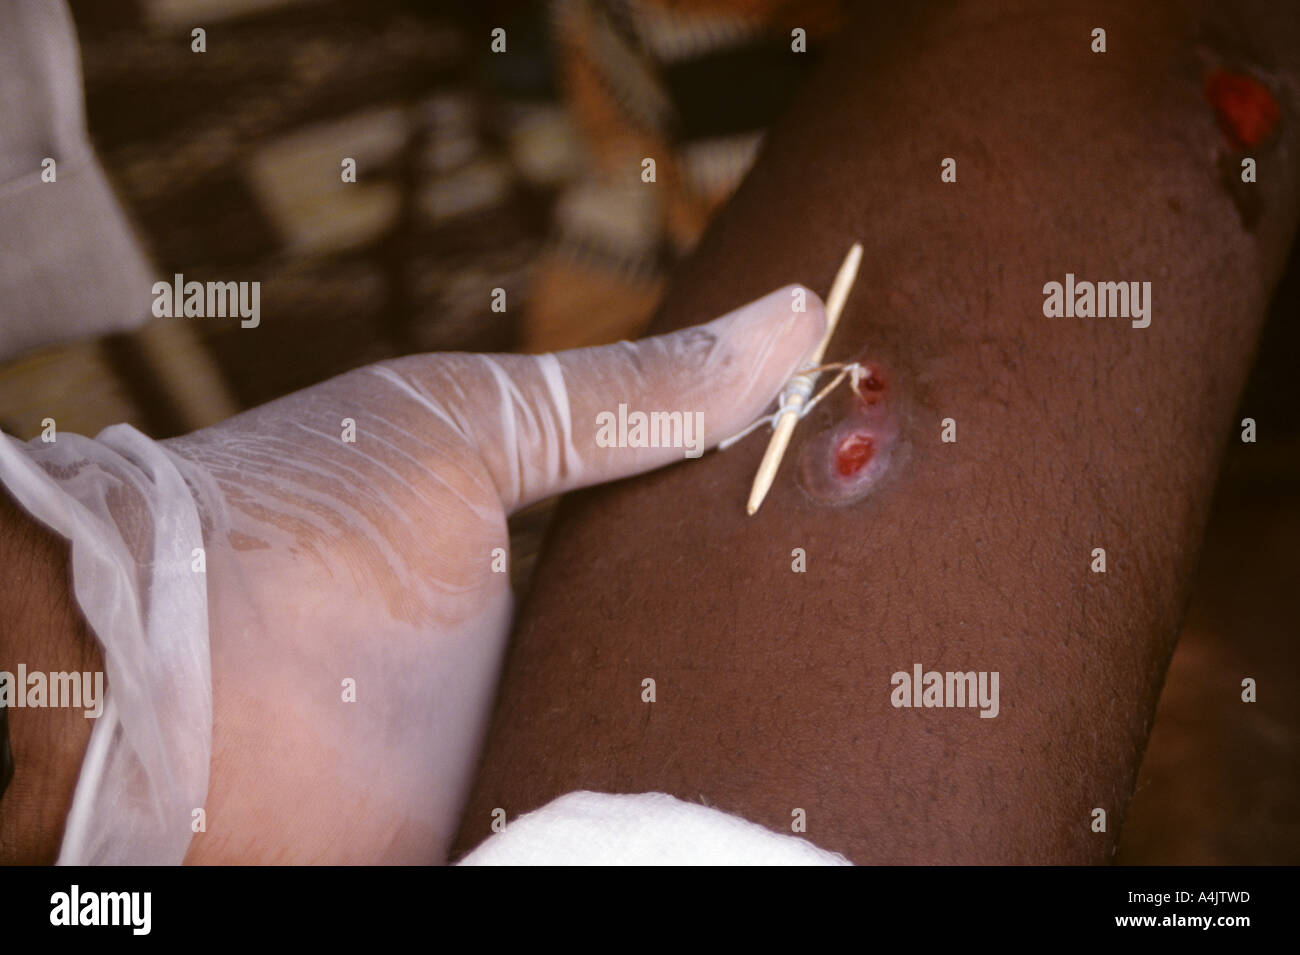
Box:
(746, 242), (863, 516)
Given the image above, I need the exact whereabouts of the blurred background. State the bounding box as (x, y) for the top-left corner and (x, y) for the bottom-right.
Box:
(0, 0), (837, 441)
(0, 0), (1294, 863)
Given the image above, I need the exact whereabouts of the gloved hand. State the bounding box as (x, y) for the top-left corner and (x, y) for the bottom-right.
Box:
(3, 286), (824, 864)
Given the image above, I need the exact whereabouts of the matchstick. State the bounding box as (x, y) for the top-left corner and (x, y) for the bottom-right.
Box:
(746, 241), (863, 515)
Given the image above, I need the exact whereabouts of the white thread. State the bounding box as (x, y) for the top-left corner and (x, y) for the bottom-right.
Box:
(717, 361), (865, 451)
(777, 371), (815, 417)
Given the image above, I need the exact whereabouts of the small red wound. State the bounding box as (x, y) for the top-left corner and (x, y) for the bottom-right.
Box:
(853, 367), (886, 406)
(1205, 70), (1280, 149)
(835, 433), (875, 476)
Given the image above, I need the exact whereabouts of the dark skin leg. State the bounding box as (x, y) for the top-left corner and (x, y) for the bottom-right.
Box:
(454, 0), (1300, 863)
(0, 487), (100, 863)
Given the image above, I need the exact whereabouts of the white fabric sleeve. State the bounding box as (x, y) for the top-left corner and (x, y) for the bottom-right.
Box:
(0, 425), (214, 865)
(457, 791), (853, 865)
(0, 0), (155, 361)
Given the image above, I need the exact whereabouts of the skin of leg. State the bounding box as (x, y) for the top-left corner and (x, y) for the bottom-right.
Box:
(453, 0), (1300, 863)
(0, 487), (100, 863)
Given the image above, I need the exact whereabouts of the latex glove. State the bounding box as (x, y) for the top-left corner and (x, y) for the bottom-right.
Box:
(3, 286), (824, 864)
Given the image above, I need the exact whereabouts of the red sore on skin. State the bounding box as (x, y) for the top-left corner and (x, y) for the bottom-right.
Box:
(1205, 70), (1280, 149)
(834, 433), (875, 476)
(853, 366), (887, 406)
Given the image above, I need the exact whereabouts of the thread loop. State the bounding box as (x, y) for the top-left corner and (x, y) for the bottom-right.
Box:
(718, 361), (865, 451)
